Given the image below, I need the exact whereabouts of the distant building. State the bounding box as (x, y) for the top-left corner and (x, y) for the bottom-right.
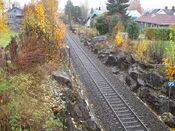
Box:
(136, 6), (175, 28)
(127, 10), (141, 19)
(143, 6), (175, 16)
(7, 4), (23, 31)
(86, 6), (107, 27)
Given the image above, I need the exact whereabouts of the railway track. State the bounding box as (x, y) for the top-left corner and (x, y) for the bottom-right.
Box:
(66, 32), (149, 131)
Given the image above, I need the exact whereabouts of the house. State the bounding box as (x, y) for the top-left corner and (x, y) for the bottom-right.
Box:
(86, 6), (107, 27)
(136, 6), (175, 28)
(7, 4), (23, 31)
(143, 6), (175, 16)
(127, 10), (141, 19)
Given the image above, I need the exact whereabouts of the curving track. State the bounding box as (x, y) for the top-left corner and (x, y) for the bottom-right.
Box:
(66, 32), (149, 131)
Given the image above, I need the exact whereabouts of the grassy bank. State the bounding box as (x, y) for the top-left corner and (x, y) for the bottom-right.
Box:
(0, 32), (18, 48)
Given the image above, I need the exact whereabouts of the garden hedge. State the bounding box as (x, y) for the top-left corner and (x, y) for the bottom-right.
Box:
(144, 27), (175, 41)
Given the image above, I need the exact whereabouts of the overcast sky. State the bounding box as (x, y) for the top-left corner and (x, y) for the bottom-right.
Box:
(10, 0), (175, 9)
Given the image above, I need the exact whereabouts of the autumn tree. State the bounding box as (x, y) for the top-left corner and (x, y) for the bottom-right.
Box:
(0, 0), (8, 32)
(18, 0), (66, 68)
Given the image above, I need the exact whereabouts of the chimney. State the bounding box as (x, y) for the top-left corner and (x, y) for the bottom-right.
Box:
(172, 6), (175, 10)
(165, 6), (168, 10)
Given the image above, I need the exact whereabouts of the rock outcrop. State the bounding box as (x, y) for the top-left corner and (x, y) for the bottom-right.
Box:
(52, 70), (101, 131)
(83, 38), (175, 128)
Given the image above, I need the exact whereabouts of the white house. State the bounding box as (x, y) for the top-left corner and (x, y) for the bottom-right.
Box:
(127, 10), (141, 19)
(86, 6), (107, 27)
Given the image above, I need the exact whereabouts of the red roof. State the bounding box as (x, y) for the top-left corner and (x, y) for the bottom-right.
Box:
(136, 14), (175, 25)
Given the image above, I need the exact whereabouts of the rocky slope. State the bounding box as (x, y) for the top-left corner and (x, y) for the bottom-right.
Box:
(81, 35), (175, 128)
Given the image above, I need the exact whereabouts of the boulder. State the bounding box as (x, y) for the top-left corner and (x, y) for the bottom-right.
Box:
(146, 93), (169, 114)
(125, 55), (136, 65)
(86, 119), (101, 131)
(98, 49), (111, 61)
(105, 54), (117, 66)
(138, 61), (155, 70)
(116, 72), (128, 84)
(137, 87), (150, 101)
(116, 56), (130, 70)
(112, 67), (120, 75)
(93, 48), (98, 54)
(74, 104), (83, 119)
(128, 66), (142, 80)
(92, 35), (107, 43)
(142, 72), (166, 89)
(128, 65), (144, 81)
(84, 40), (92, 47)
(60, 87), (72, 102)
(125, 76), (138, 91)
(137, 77), (146, 87)
(52, 70), (72, 88)
(161, 112), (175, 128)
(170, 100), (175, 115)
(65, 116), (74, 131)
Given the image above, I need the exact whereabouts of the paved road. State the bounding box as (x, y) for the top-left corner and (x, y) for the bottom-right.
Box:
(66, 31), (169, 131)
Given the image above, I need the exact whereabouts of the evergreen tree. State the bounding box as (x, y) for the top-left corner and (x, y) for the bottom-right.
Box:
(72, 6), (82, 19)
(107, 0), (130, 21)
(65, 0), (74, 27)
(127, 21), (140, 39)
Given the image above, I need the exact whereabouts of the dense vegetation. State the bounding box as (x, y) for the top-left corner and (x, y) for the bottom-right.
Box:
(144, 27), (175, 41)
(107, 0), (130, 23)
(0, 0), (67, 130)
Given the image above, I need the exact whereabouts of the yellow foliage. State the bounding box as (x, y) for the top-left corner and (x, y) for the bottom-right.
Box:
(54, 21), (66, 47)
(134, 40), (149, 62)
(115, 31), (129, 50)
(116, 21), (125, 32)
(115, 32), (123, 47)
(0, 0), (8, 32)
(112, 21), (125, 39)
(35, 2), (46, 31)
(163, 44), (175, 81)
(23, 0), (66, 48)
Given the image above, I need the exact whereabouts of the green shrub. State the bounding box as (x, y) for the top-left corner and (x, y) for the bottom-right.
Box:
(144, 27), (175, 41)
(147, 41), (166, 63)
(109, 16), (118, 34)
(127, 21), (140, 39)
(95, 15), (109, 35)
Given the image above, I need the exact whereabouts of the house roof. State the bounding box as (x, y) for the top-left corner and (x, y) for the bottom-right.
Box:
(127, 10), (141, 18)
(144, 9), (175, 16)
(136, 14), (175, 26)
(8, 7), (22, 13)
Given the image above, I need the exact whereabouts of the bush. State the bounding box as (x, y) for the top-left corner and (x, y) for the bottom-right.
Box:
(147, 41), (166, 63)
(95, 15), (109, 35)
(111, 21), (125, 38)
(144, 27), (175, 41)
(134, 40), (149, 62)
(127, 21), (140, 40)
(109, 16), (118, 34)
